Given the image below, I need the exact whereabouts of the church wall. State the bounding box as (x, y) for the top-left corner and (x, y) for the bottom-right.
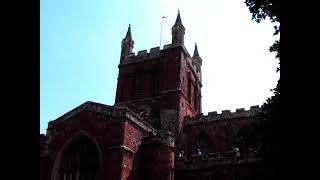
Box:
(121, 120), (151, 180)
(140, 136), (175, 180)
(182, 107), (261, 160)
(177, 49), (201, 135)
(44, 110), (127, 180)
(184, 117), (254, 158)
(40, 155), (51, 180)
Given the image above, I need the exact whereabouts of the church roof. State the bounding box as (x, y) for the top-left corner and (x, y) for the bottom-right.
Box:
(48, 101), (156, 133)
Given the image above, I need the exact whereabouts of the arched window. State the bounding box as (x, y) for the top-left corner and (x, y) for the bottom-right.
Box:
(58, 135), (100, 180)
(233, 127), (258, 158)
(196, 132), (213, 155)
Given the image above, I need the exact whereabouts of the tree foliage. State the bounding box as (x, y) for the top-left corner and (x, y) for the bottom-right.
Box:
(244, 0), (280, 172)
(245, 0), (280, 72)
(259, 79), (280, 157)
(245, 0), (280, 23)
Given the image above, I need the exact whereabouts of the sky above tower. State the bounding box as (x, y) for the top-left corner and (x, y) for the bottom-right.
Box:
(40, 0), (279, 133)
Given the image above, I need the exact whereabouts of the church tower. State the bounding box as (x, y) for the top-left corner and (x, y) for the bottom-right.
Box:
(115, 11), (202, 135)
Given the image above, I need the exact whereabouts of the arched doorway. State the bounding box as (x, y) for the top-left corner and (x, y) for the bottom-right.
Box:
(58, 135), (100, 180)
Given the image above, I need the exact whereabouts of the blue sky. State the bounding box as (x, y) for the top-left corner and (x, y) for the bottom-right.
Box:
(40, 0), (279, 134)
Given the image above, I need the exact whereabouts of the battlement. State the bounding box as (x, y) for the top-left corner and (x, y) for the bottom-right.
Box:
(137, 49), (148, 55)
(163, 44), (172, 49)
(120, 43), (201, 79)
(150, 47), (160, 58)
(121, 45), (163, 64)
(121, 43), (193, 62)
(185, 105), (261, 126)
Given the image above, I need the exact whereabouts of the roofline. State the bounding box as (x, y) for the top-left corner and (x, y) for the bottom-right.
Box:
(47, 101), (156, 133)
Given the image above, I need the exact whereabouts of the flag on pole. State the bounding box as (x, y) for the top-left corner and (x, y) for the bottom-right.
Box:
(160, 16), (167, 48)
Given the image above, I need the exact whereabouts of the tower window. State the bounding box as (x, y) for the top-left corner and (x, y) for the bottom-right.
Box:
(151, 70), (160, 96)
(133, 75), (142, 98)
(187, 75), (192, 104)
(119, 78), (127, 101)
(194, 85), (197, 111)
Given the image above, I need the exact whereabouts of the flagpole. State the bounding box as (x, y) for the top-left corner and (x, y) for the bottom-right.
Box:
(160, 19), (163, 48)
(160, 16), (167, 49)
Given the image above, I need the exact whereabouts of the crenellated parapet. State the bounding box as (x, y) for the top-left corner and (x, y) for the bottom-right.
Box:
(121, 47), (158, 64)
(121, 43), (193, 62)
(149, 47), (160, 58)
(120, 44), (176, 64)
(184, 105), (261, 126)
(120, 44), (201, 80)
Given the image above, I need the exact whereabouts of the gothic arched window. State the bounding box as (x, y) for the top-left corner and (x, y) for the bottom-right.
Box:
(58, 135), (100, 180)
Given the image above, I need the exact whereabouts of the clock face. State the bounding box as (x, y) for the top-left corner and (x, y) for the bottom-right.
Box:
(138, 104), (151, 120)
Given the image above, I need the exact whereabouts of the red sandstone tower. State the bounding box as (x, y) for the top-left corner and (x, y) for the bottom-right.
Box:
(114, 11), (203, 180)
(115, 10), (202, 136)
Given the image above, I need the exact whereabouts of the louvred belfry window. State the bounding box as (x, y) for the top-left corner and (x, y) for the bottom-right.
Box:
(133, 74), (142, 98)
(151, 68), (160, 96)
(194, 85), (197, 111)
(187, 75), (192, 104)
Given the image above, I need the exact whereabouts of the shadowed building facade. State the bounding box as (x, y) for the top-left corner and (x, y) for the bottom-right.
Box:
(40, 11), (266, 180)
